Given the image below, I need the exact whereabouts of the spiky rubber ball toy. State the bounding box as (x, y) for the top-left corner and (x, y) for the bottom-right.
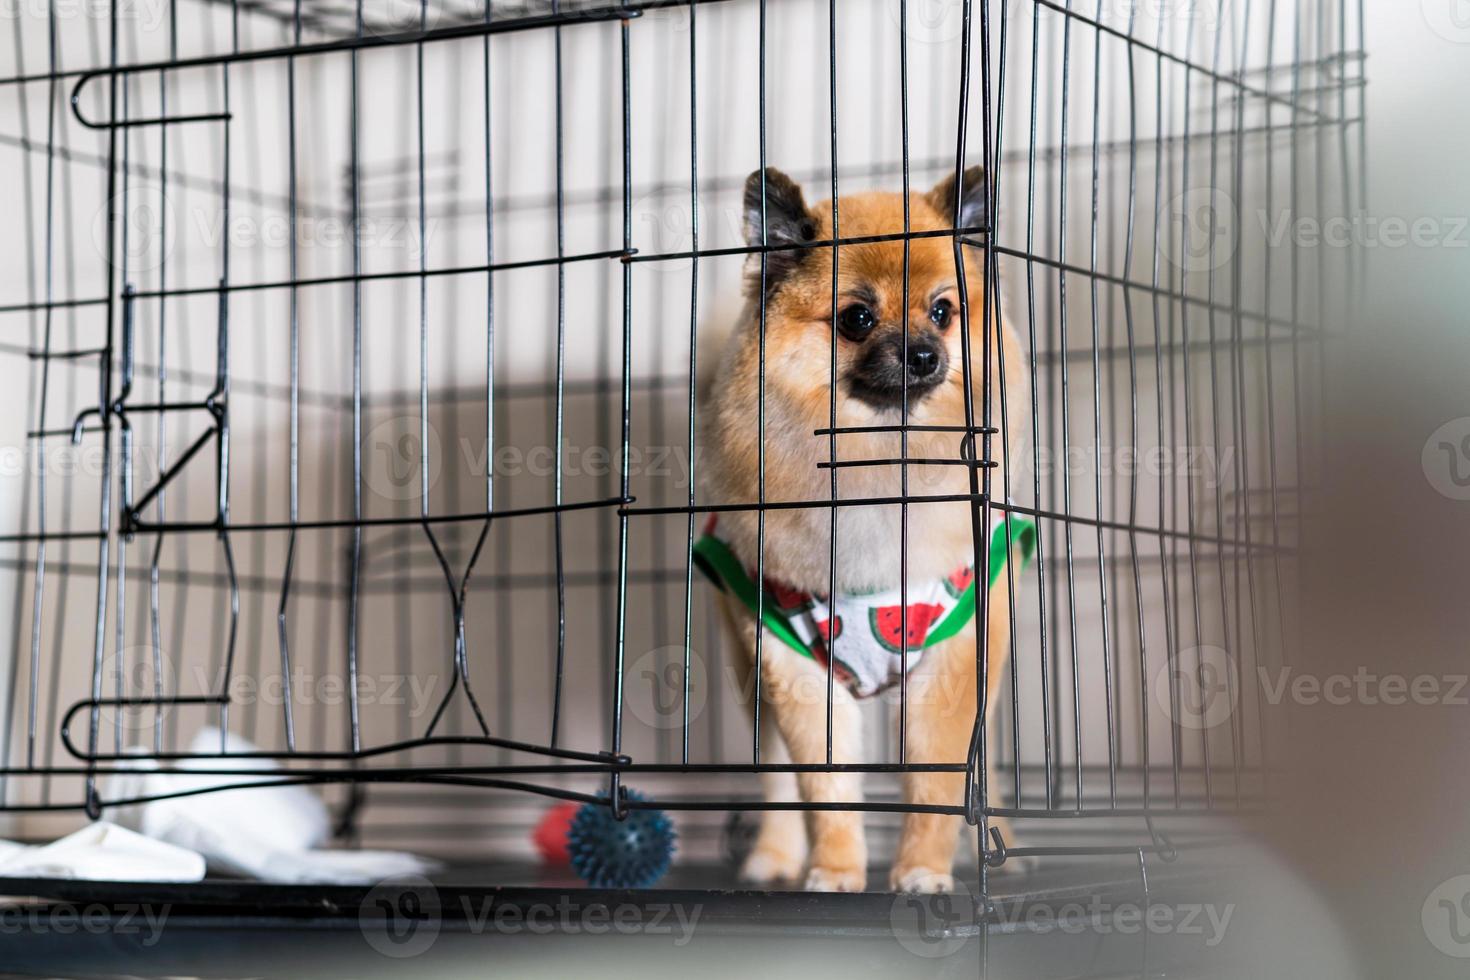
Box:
(567, 788), (675, 889)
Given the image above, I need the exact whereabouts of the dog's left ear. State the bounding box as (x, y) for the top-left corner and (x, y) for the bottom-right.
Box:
(927, 166), (988, 231)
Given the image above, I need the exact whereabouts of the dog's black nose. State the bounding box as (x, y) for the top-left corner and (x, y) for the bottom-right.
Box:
(907, 345), (940, 378)
(848, 333), (948, 409)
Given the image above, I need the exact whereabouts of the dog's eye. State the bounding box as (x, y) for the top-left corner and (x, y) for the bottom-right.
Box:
(837, 304), (878, 341)
(929, 298), (954, 330)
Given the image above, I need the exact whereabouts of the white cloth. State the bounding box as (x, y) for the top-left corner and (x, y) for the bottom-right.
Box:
(0, 821), (205, 882)
(105, 727), (436, 884)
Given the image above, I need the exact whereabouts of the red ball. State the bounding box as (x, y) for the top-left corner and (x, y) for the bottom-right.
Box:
(533, 801), (580, 866)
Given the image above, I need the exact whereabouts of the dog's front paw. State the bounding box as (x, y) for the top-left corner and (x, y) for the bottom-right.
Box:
(739, 846), (805, 888)
(805, 865), (867, 892)
(890, 866), (955, 894)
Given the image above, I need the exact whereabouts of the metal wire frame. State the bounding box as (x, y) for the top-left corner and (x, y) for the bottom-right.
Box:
(0, 0), (1364, 898)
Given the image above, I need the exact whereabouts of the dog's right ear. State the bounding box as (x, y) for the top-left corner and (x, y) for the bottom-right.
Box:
(743, 167), (817, 292)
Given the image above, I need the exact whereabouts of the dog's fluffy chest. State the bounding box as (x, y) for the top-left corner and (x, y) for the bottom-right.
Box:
(712, 451), (986, 595)
(704, 394), (1002, 594)
(759, 491), (977, 594)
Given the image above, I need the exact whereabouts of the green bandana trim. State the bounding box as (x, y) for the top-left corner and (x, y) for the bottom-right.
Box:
(693, 511), (1037, 661)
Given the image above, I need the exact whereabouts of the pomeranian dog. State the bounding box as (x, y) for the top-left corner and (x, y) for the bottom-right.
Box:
(696, 166), (1034, 893)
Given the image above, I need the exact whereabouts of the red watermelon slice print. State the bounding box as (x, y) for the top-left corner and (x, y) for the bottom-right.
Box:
(870, 603), (946, 653)
(815, 615), (843, 644)
(944, 567), (975, 599)
(764, 578), (814, 614)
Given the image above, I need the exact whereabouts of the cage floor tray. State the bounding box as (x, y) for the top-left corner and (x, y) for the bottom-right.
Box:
(0, 857), (1233, 979)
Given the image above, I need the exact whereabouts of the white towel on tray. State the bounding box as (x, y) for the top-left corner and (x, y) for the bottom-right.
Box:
(101, 726), (437, 885)
(0, 821), (206, 882)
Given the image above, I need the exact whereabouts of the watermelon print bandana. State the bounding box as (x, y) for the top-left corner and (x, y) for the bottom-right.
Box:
(693, 506), (1037, 700)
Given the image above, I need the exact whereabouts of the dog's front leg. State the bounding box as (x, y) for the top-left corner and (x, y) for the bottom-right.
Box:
(757, 644), (868, 893)
(891, 577), (1013, 893)
(737, 682), (810, 886)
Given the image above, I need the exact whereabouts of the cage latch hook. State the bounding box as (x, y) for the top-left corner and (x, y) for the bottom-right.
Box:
(982, 824), (1009, 869)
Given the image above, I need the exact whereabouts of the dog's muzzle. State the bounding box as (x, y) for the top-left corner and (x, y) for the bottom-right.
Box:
(846, 332), (949, 409)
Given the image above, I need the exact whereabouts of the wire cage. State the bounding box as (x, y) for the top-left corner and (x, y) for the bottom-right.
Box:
(0, 0), (1365, 955)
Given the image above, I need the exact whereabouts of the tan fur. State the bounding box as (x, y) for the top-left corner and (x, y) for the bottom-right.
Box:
(702, 172), (1026, 893)
(890, 571), (1015, 893)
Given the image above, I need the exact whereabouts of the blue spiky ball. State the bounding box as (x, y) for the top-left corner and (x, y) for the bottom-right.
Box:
(567, 789), (675, 889)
